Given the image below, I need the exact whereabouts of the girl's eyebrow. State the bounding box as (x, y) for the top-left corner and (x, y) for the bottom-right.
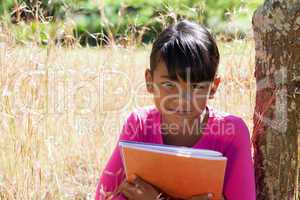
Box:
(160, 75), (171, 78)
(160, 75), (178, 81)
(192, 82), (210, 84)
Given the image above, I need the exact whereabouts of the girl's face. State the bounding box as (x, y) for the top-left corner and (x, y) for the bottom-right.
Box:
(145, 60), (220, 126)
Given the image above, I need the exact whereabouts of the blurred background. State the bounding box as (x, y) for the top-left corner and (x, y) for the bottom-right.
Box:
(0, 1), (262, 200)
(1, 0), (262, 46)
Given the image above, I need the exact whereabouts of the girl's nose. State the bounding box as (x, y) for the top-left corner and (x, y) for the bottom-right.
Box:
(180, 90), (192, 101)
(176, 90), (193, 110)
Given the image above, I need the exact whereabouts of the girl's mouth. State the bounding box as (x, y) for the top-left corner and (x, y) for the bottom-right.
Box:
(166, 108), (192, 115)
(175, 110), (192, 116)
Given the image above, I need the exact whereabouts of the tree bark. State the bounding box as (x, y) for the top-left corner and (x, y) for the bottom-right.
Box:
(252, 0), (300, 199)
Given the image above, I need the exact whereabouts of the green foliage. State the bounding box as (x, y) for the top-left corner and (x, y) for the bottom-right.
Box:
(1, 0), (263, 46)
(8, 21), (60, 45)
(203, 0), (263, 38)
(0, 0), (14, 16)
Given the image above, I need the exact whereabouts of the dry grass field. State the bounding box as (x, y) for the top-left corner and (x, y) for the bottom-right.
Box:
(0, 39), (256, 199)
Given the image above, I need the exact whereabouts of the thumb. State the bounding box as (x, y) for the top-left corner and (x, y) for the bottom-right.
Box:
(207, 193), (213, 199)
(132, 174), (137, 180)
(132, 175), (148, 188)
(188, 193), (213, 200)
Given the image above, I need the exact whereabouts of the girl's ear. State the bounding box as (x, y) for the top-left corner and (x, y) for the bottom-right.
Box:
(145, 69), (154, 93)
(209, 76), (221, 99)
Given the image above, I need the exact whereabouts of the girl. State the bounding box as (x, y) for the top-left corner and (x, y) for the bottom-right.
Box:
(95, 20), (256, 200)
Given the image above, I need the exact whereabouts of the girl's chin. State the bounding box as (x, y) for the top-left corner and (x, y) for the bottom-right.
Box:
(166, 112), (197, 121)
(164, 108), (199, 118)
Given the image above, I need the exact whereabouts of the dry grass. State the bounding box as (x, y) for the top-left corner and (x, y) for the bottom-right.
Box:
(0, 39), (256, 199)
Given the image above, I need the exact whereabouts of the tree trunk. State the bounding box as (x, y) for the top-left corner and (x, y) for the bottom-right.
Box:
(252, 1), (300, 199)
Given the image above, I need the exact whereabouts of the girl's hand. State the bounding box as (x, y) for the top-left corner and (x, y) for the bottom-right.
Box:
(185, 193), (213, 200)
(118, 175), (162, 200)
(185, 194), (226, 200)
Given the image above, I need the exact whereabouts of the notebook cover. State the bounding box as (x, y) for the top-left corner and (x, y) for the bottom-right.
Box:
(120, 144), (227, 200)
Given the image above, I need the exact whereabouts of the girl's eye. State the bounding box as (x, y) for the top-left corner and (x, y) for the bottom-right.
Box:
(191, 84), (206, 90)
(161, 82), (176, 89)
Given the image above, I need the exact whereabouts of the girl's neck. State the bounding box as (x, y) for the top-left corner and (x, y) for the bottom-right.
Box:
(160, 107), (209, 147)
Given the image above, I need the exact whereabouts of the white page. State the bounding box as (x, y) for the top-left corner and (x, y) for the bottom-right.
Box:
(119, 141), (226, 159)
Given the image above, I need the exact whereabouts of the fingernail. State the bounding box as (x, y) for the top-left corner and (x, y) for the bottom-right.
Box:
(208, 193), (213, 199)
(132, 174), (137, 180)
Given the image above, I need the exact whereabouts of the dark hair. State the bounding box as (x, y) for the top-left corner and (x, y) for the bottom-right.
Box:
(150, 20), (219, 82)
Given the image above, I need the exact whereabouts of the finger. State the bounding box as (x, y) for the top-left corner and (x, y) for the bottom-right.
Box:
(188, 193), (213, 200)
(132, 175), (148, 189)
(119, 185), (137, 199)
(208, 193), (213, 199)
(119, 180), (143, 197)
(120, 189), (134, 200)
(118, 180), (135, 193)
(133, 175), (158, 192)
(188, 196), (209, 200)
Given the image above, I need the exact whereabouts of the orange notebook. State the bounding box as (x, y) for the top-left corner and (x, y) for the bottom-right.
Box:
(119, 141), (227, 200)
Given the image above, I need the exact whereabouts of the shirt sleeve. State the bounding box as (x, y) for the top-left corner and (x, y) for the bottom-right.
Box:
(94, 111), (143, 200)
(222, 117), (256, 200)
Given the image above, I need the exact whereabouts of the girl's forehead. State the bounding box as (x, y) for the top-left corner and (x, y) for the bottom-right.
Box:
(154, 60), (168, 75)
(154, 60), (180, 80)
(152, 59), (214, 85)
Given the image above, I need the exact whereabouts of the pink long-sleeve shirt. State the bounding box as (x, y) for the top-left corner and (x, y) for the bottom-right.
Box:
(95, 105), (256, 200)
